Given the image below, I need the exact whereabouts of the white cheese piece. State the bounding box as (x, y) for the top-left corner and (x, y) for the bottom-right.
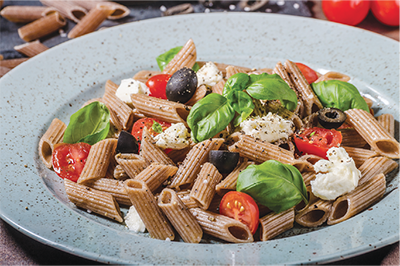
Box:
(115, 78), (149, 104)
(311, 147), (360, 200)
(239, 112), (294, 143)
(124, 205), (146, 233)
(154, 123), (190, 150)
(196, 61), (223, 87)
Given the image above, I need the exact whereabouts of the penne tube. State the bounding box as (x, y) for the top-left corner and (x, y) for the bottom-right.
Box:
(342, 146), (379, 168)
(294, 185), (318, 213)
(68, 4), (115, 39)
(158, 188), (203, 243)
(189, 208), (254, 243)
(38, 118), (67, 168)
(259, 207), (295, 241)
(295, 199), (332, 227)
(176, 190), (199, 209)
(162, 38), (196, 75)
(140, 127), (175, 166)
(0, 66), (10, 77)
(301, 171), (316, 186)
(132, 70), (162, 83)
(124, 179), (175, 240)
(68, 0), (130, 20)
(225, 65), (249, 78)
(134, 163), (178, 193)
(345, 109), (400, 159)
(113, 164), (128, 180)
(14, 40), (49, 58)
(339, 128), (368, 148)
(105, 152), (118, 179)
(363, 97), (374, 109)
(77, 138), (118, 185)
(189, 163), (223, 210)
(105, 79), (118, 94)
(18, 12), (66, 42)
(377, 113), (395, 137)
(185, 84), (208, 106)
(167, 145), (191, 164)
(89, 178), (131, 206)
(216, 159), (254, 195)
(40, 0), (87, 23)
(130, 94), (191, 126)
(115, 153), (148, 178)
(64, 179), (123, 222)
(314, 71), (350, 83)
(0, 6), (55, 23)
(327, 173), (386, 225)
(211, 79), (225, 95)
(169, 138), (224, 190)
(358, 156), (398, 185)
(0, 58), (29, 69)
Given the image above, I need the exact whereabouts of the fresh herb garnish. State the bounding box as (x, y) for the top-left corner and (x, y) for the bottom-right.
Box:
(156, 46), (199, 72)
(152, 121), (163, 133)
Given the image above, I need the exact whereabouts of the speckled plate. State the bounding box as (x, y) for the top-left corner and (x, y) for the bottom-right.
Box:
(0, 13), (399, 265)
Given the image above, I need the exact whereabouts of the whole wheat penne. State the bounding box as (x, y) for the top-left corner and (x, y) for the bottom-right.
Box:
(216, 159), (254, 195)
(132, 70), (162, 83)
(105, 150), (118, 178)
(314, 71), (350, 83)
(339, 128), (368, 148)
(225, 65), (249, 78)
(14, 40), (49, 58)
(207, 193), (223, 213)
(301, 171), (316, 186)
(40, 0), (87, 23)
(298, 154), (324, 166)
(140, 127), (175, 166)
(0, 6), (55, 23)
(0, 66), (10, 77)
(64, 179), (123, 222)
(134, 163), (178, 192)
(189, 163), (223, 210)
(295, 199), (332, 227)
(38, 118), (67, 168)
(294, 185), (318, 213)
(327, 173), (386, 225)
(342, 146), (379, 168)
(169, 138), (224, 190)
(158, 188), (203, 243)
(113, 164), (128, 180)
(0, 58), (29, 69)
(185, 85), (208, 106)
(176, 190), (199, 208)
(115, 153), (148, 178)
(89, 178), (131, 206)
(68, 4), (115, 39)
(363, 97), (374, 109)
(251, 67), (273, 75)
(285, 60), (323, 117)
(105, 79), (118, 94)
(77, 138), (118, 185)
(68, 0), (130, 20)
(18, 12), (66, 42)
(377, 114), (394, 137)
(167, 145), (191, 164)
(130, 94), (191, 126)
(162, 39), (196, 75)
(345, 109), (400, 159)
(259, 207), (295, 241)
(124, 179), (175, 240)
(358, 156), (398, 185)
(212, 79), (225, 95)
(189, 208), (254, 243)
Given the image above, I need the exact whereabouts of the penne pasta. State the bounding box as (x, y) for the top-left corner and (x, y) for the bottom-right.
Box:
(215, 159), (254, 195)
(176, 190), (199, 209)
(134, 163), (178, 193)
(339, 128), (368, 148)
(225, 65), (249, 78)
(259, 207), (295, 241)
(185, 84), (209, 106)
(68, 0), (130, 20)
(115, 153), (148, 178)
(14, 40), (49, 58)
(377, 113), (395, 137)
(40, 0), (87, 23)
(0, 66), (10, 77)
(0, 58), (29, 69)
(358, 156), (398, 185)
(314, 71), (350, 83)
(132, 70), (162, 83)
(211, 79), (225, 95)
(342, 146), (379, 168)
(295, 199), (332, 227)
(162, 38), (196, 75)
(18, 12), (66, 42)
(113, 164), (128, 180)
(140, 127), (175, 166)
(89, 178), (131, 206)
(0, 5), (55, 23)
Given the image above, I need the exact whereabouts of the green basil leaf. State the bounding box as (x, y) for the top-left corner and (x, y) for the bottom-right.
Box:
(156, 46), (182, 71)
(63, 101), (110, 145)
(222, 73), (250, 98)
(236, 160), (308, 213)
(152, 121), (163, 133)
(192, 62), (200, 72)
(311, 80), (369, 112)
(230, 90), (254, 126)
(246, 73), (298, 111)
(187, 93), (235, 143)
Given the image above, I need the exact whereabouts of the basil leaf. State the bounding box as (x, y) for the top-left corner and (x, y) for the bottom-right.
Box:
(63, 101), (110, 145)
(230, 90), (254, 126)
(222, 73), (249, 99)
(246, 73), (298, 111)
(311, 80), (369, 112)
(156, 45), (200, 72)
(187, 93), (235, 143)
(236, 160), (308, 213)
(152, 121), (163, 133)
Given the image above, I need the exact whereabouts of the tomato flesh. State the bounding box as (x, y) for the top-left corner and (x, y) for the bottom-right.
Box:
(322, 0), (371, 26)
(146, 74), (171, 100)
(219, 191), (259, 234)
(52, 142), (91, 182)
(295, 63), (319, 84)
(371, 0), (399, 26)
(294, 127), (342, 159)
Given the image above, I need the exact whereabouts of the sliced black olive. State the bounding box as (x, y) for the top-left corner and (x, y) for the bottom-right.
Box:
(116, 130), (139, 154)
(318, 108), (347, 129)
(166, 67), (197, 103)
(209, 150), (240, 174)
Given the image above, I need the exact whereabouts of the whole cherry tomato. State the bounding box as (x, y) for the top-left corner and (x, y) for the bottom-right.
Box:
(371, 0), (399, 26)
(146, 74), (171, 99)
(219, 191), (260, 234)
(295, 63), (319, 84)
(52, 142), (91, 182)
(294, 127), (342, 159)
(322, 0), (371, 26)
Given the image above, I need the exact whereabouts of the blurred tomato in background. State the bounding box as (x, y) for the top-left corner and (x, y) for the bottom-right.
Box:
(371, 0), (400, 26)
(322, 0), (370, 26)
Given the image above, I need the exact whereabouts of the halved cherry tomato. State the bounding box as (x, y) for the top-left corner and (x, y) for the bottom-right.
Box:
(219, 191), (259, 234)
(52, 142), (91, 182)
(371, 0), (399, 26)
(146, 74), (171, 100)
(294, 127), (342, 159)
(295, 63), (319, 84)
(322, 0), (371, 26)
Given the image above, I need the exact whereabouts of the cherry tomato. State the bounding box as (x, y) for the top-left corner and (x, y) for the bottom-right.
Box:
(146, 74), (171, 100)
(322, 0), (371, 26)
(371, 0), (399, 26)
(52, 142), (91, 182)
(295, 63), (319, 84)
(294, 127), (342, 159)
(219, 191), (260, 234)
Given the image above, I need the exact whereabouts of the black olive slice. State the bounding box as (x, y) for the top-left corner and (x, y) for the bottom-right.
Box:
(209, 150), (240, 174)
(318, 108), (347, 129)
(116, 130), (139, 154)
(166, 67), (197, 103)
